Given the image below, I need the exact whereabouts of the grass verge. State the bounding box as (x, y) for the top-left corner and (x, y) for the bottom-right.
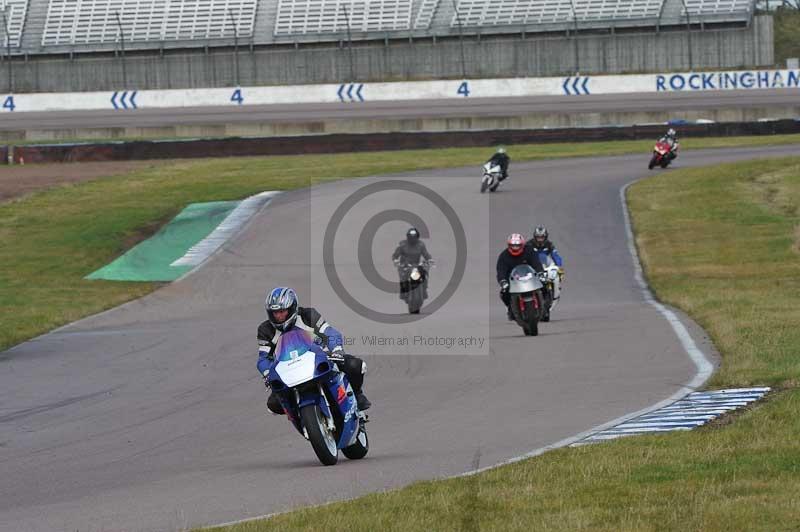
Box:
(774, 7), (800, 66)
(197, 158), (800, 531)
(1, 135), (799, 355)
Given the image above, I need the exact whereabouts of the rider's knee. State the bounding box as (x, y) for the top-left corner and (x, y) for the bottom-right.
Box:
(267, 392), (284, 414)
(343, 355), (366, 376)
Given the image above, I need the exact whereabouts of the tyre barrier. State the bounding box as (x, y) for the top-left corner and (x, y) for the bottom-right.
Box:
(5, 119), (800, 164)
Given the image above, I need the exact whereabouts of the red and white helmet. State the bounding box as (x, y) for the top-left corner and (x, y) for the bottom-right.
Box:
(506, 233), (525, 256)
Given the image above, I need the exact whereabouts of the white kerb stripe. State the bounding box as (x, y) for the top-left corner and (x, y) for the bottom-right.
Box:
(171, 191), (279, 267)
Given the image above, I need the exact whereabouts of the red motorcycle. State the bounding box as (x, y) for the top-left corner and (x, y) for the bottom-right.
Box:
(648, 139), (678, 169)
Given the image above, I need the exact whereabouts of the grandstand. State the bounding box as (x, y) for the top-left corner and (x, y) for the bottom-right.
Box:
(1, 0), (756, 56)
(1, 0), (29, 48)
(41, 0), (258, 46)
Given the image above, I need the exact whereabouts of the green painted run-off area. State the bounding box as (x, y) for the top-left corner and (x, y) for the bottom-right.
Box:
(86, 201), (238, 281)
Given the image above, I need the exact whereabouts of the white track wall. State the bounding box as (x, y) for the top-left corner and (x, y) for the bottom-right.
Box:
(2, 68), (799, 113)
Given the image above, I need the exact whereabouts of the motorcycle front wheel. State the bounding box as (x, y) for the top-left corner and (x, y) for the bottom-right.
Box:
(407, 285), (424, 314)
(342, 424), (369, 460)
(480, 178), (490, 193)
(541, 288), (553, 322)
(511, 294), (540, 337)
(648, 154), (658, 170)
(300, 404), (339, 466)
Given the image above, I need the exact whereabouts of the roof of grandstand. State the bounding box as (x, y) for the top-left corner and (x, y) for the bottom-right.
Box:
(1, 0), (756, 56)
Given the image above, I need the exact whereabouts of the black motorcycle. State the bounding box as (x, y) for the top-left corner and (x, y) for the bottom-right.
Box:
(396, 259), (434, 314)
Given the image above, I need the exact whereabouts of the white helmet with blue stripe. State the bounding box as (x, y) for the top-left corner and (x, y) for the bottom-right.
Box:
(265, 287), (299, 331)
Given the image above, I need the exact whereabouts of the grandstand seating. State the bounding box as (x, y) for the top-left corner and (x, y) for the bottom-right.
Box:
(453, 0), (570, 26)
(683, 0), (752, 15)
(11, 0), (755, 53)
(1, 0), (28, 48)
(451, 0), (667, 27)
(575, 0), (664, 21)
(41, 0), (257, 46)
(274, 0), (412, 35)
(413, 0), (438, 29)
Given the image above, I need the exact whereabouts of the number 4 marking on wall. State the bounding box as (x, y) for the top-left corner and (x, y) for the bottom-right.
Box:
(231, 89), (244, 105)
(457, 81), (470, 97)
(3, 96), (15, 112)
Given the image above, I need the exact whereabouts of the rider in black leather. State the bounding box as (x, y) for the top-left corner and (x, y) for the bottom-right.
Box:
(392, 227), (433, 299)
(496, 234), (544, 320)
(487, 147), (510, 180)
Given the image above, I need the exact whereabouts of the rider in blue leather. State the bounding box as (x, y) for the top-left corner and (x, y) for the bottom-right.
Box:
(527, 225), (564, 268)
(257, 287), (370, 414)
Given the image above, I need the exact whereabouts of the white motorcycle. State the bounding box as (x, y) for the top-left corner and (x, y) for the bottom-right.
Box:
(539, 255), (563, 322)
(480, 162), (502, 193)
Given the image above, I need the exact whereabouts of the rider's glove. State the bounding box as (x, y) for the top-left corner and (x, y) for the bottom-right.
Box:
(499, 280), (509, 293)
(262, 373), (271, 390)
(393, 258), (402, 267)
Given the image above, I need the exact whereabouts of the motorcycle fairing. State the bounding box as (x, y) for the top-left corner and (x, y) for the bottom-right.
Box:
(268, 328), (359, 449)
(508, 264), (543, 293)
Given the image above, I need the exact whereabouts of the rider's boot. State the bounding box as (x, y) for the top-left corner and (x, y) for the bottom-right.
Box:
(341, 355), (371, 411)
(356, 391), (372, 411)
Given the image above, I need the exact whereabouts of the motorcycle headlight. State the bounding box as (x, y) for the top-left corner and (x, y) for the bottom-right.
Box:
(410, 269), (421, 281)
(548, 269), (558, 280)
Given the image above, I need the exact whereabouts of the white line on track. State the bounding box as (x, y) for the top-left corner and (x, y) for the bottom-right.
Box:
(171, 191), (280, 267)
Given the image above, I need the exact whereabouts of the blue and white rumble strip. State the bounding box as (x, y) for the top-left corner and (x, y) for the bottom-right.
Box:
(574, 387), (770, 444)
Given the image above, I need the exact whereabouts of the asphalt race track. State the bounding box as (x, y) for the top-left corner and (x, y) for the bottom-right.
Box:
(1, 89), (799, 131)
(1, 144), (797, 532)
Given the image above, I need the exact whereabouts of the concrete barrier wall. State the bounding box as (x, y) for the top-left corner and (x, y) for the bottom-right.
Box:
(10, 119), (800, 164)
(0, 17), (773, 93)
(4, 103), (800, 143)
(3, 67), (798, 114)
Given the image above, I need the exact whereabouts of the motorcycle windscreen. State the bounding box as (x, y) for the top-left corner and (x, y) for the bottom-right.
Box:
(655, 142), (671, 153)
(274, 328), (319, 362)
(537, 252), (554, 268)
(510, 264), (537, 281)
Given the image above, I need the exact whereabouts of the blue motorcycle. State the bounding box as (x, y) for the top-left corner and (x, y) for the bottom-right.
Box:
(266, 328), (369, 466)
